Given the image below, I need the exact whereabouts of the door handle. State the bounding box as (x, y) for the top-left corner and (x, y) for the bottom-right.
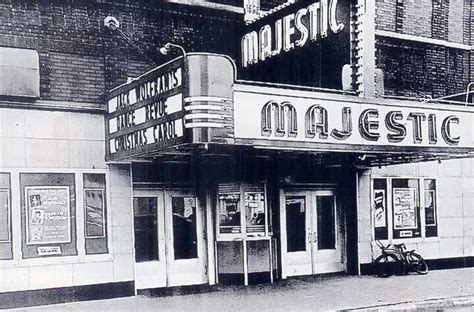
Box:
(313, 232), (317, 244)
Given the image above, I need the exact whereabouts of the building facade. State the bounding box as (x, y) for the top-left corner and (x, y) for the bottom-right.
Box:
(0, 0), (473, 308)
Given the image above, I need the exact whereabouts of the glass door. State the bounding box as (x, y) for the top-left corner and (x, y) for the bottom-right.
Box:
(281, 191), (313, 277)
(281, 189), (344, 278)
(165, 190), (206, 287)
(312, 191), (343, 274)
(133, 192), (167, 289)
(133, 189), (206, 289)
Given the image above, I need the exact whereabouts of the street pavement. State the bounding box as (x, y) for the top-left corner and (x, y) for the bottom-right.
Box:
(8, 268), (474, 311)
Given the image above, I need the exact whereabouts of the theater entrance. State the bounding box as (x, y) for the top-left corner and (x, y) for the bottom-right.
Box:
(133, 189), (207, 289)
(280, 189), (345, 278)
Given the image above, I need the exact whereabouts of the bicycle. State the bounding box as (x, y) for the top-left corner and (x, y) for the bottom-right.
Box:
(374, 240), (429, 277)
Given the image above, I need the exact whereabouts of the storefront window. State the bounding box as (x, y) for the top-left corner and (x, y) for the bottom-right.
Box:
(83, 173), (108, 254)
(20, 173), (77, 258)
(0, 173), (12, 260)
(424, 179), (438, 238)
(217, 183), (269, 237)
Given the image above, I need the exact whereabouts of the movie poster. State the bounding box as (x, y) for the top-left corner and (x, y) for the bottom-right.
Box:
(393, 188), (417, 230)
(26, 186), (71, 245)
(85, 189), (105, 238)
(373, 190), (386, 228)
(424, 190), (436, 226)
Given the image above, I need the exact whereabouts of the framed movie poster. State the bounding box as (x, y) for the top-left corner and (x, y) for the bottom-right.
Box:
(25, 186), (71, 245)
(373, 190), (386, 228)
(424, 190), (436, 226)
(393, 188), (417, 230)
(84, 189), (105, 238)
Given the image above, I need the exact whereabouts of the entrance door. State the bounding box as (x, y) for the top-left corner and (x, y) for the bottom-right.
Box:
(280, 189), (344, 278)
(133, 189), (206, 289)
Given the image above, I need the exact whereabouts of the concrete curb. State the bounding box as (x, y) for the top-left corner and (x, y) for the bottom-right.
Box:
(345, 295), (474, 311)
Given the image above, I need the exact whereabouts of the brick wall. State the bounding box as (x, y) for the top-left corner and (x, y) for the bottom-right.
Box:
(463, 0), (472, 45)
(376, 0), (471, 42)
(375, 0), (433, 36)
(0, 0), (241, 105)
(432, 0), (449, 40)
(376, 37), (471, 98)
(259, 0), (287, 10)
(449, 0), (464, 43)
(404, 0), (432, 37)
(376, 0), (397, 32)
(375, 0), (473, 98)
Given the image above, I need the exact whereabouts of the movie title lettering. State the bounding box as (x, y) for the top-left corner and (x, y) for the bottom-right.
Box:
(117, 111), (136, 131)
(153, 121), (177, 142)
(136, 68), (180, 102)
(145, 100), (168, 122)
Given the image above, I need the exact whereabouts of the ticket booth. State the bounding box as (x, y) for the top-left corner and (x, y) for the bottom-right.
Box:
(215, 182), (277, 285)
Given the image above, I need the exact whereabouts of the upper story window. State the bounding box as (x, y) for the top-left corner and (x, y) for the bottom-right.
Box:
(0, 47), (39, 99)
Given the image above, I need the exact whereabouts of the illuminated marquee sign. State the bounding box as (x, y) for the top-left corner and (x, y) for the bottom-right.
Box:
(242, 0), (344, 67)
(234, 90), (473, 151)
(238, 0), (350, 89)
(105, 58), (185, 160)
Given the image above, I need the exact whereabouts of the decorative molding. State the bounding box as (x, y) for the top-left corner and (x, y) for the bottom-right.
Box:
(0, 99), (105, 114)
(375, 30), (472, 50)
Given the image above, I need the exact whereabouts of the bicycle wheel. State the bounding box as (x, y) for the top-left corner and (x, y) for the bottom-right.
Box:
(374, 254), (399, 277)
(410, 253), (428, 275)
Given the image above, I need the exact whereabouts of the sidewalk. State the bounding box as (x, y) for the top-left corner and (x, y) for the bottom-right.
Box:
(9, 268), (474, 311)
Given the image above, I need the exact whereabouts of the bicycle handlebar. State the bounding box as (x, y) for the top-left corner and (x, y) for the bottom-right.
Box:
(376, 240), (406, 251)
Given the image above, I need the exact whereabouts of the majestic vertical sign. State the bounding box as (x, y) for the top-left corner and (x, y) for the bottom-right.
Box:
(105, 58), (185, 161)
(238, 0), (350, 89)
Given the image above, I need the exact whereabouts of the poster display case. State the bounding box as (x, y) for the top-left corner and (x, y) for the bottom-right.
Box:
(20, 173), (77, 258)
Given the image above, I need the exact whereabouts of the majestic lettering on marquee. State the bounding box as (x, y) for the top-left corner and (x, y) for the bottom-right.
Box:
(242, 0), (344, 67)
(261, 101), (297, 137)
(259, 100), (461, 146)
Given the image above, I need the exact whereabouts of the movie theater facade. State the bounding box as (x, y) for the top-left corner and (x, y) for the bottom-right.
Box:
(1, 0), (474, 306)
(103, 48), (474, 289)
